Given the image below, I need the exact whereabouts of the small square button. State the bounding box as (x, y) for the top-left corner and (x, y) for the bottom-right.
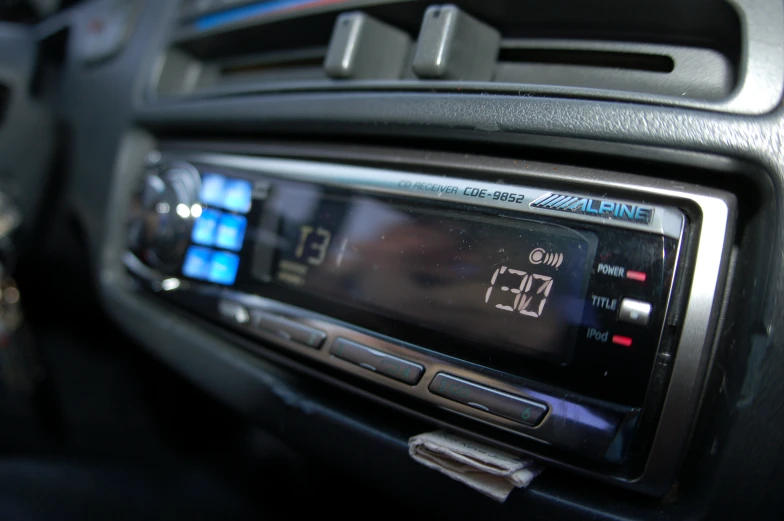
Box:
(223, 178), (252, 213)
(200, 174), (226, 207)
(208, 251), (240, 285)
(182, 246), (212, 280)
(191, 209), (222, 246)
(215, 214), (247, 251)
(618, 298), (652, 326)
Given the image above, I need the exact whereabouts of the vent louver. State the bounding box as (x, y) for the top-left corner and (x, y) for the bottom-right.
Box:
(151, 0), (754, 110)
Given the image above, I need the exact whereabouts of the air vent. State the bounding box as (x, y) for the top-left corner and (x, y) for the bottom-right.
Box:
(155, 6), (339, 96)
(492, 41), (732, 101)
(152, 0), (745, 107)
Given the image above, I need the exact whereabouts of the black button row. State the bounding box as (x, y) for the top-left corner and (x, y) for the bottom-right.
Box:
(218, 300), (548, 428)
(329, 342), (548, 426)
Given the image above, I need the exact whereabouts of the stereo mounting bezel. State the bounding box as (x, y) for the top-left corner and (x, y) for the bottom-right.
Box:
(124, 145), (735, 496)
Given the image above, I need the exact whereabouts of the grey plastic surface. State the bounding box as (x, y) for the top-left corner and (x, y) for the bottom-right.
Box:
(24, 0), (784, 518)
(324, 11), (411, 80)
(73, 0), (138, 65)
(154, 48), (206, 96)
(412, 4), (500, 81)
(0, 23), (55, 246)
(30, 0), (62, 17)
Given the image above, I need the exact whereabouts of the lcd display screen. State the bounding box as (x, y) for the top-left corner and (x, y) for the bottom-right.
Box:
(259, 184), (598, 362)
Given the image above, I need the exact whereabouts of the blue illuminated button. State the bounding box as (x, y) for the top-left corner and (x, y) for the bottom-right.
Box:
(191, 209), (222, 246)
(215, 214), (247, 251)
(208, 251), (240, 285)
(182, 246), (212, 280)
(223, 178), (252, 213)
(200, 174), (226, 206)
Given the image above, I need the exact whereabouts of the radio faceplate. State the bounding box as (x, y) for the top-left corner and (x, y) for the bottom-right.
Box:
(125, 149), (734, 495)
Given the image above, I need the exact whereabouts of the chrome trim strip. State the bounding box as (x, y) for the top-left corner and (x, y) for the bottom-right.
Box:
(170, 152), (685, 239)
(634, 195), (732, 493)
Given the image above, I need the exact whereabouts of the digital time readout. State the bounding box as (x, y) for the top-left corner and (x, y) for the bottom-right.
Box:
(259, 186), (598, 361)
(486, 266), (554, 318)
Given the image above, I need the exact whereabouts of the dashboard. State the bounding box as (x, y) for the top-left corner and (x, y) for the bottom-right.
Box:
(2, 0), (784, 518)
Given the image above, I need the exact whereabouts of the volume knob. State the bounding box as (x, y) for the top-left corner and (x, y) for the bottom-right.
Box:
(128, 162), (200, 273)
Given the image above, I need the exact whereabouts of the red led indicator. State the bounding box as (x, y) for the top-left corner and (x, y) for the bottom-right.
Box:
(612, 335), (633, 348)
(626, 270), (647, 282)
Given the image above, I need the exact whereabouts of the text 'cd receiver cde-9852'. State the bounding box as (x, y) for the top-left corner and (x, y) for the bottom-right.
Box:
(124, 148), (735, 495)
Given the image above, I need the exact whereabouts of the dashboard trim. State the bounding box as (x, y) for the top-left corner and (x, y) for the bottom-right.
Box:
(179, 152), (686, 239)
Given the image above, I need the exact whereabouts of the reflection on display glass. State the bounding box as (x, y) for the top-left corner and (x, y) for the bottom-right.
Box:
(261, 184), (598, 361)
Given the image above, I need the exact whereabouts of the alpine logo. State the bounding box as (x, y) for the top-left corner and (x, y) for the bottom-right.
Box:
(530, 193), (654, 224)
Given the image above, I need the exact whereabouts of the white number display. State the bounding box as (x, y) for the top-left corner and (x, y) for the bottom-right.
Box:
(294, 225), (313, 259)
(485, 266), (553, 318)
(308, 227), (332, 265)
(294, 225), (332, 266)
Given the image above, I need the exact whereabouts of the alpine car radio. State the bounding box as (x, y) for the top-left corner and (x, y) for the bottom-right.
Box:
(124, 148), (735, 495)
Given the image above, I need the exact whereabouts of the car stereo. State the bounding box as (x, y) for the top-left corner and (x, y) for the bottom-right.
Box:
(124, 148), (734, 494)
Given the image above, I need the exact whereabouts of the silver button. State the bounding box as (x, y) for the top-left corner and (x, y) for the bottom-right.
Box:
(218, 299), (249, 324)
(331, 338), (424, 385)
(252, 310), (327, 349)
(618, 298), (652, 326)
(429, 374), (548, 427)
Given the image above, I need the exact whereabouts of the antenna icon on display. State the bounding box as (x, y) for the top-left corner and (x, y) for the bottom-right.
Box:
(529, 248), (564, 268)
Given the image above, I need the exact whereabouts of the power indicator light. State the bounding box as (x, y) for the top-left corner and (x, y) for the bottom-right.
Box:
(626, 270), (647, 282)
(612, 335), (633, 348)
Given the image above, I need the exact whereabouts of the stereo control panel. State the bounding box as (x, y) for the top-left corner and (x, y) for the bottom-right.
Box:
(125, 150), (734, 495)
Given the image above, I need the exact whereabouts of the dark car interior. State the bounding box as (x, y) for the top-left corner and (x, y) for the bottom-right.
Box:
(1, 0), (783, 519)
